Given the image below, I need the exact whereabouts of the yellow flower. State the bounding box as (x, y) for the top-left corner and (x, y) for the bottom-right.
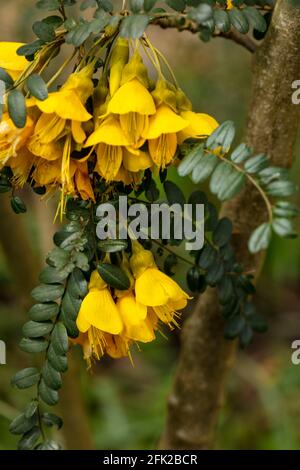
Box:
(130, 241), (190, 328)
(142, 105), (188, 168)
(0, 112), (34, 166)
(73, 161), (95, 202)
(226, 0), (234, 9)
(109, 38), (129, 97)
(29, 65), (94, 193)
(85, 116), (129, 181)
(107, 78), (156, 148)
(177, 111), (219, 144)
(0, 42), (28, 80)
(77, 270), (123, 335)
(116, 291), (155, 343)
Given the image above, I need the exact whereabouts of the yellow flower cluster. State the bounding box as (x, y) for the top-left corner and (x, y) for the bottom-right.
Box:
(75, 241), (190, 365)
(0, 38), (217, 207)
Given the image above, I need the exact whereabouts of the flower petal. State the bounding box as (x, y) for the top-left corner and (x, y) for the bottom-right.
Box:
(143, 105), (188, 139)
(108, 79), (156, 115)
(177, 111), (219, 144)
(85, 117), (129, 147)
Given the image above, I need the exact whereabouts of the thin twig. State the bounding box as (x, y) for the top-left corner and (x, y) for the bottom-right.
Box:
(152, 16), (257, 54)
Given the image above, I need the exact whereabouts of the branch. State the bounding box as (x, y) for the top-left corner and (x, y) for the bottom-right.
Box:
(152, 16), (257, 54)
(159, 0), (300, 450)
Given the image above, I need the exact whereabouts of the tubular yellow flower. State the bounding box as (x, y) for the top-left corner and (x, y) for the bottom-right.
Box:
(77, 270), (123, 335)
(109, 38), (129, 97)
(107, 78), (156, 148)
(85, 116), (129, 181)
(130, 241), (190, 328)
(29, 66), (94, 195)
(143, 105), (188, 167)
(116, 291), (155, 343)
(177, 111), (219, 144)
(0, 42), (28, 80)
(0, 113), (34, 166)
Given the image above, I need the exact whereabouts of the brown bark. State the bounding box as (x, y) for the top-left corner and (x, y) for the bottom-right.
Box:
(160, 0), (300, 450)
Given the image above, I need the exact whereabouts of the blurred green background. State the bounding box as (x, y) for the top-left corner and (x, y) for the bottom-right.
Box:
(1, 0), (300, 451)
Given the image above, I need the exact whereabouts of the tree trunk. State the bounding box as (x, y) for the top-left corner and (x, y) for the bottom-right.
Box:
(160, 0), (300, 450)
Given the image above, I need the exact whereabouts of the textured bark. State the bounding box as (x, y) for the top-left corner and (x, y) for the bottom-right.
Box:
(160, 0), (300, 450)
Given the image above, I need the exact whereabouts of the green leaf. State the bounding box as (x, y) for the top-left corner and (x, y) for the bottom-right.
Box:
(42, 361), (62, 390)
(9, 413), (36, 435)
(42, 412), (63, 429)
(229, 8), (249, 34)
(209, 160), (232, 195)
(47, 247), (71, 269)
(31, 283), (64, 302)
(230, 143), (252, 163)
(258, 166), (289, 185)
(39, 379), (59, 406)
(11, 368), (40, 390)
(266, 180), (296, 197)
(19, 337), (49, 353)
(188, 190), (207, 205)
(28, 302), (59, 321)
(61, 309), (79, 338)
(18, 426), (41, 450)
(187, 266), (207, 293)
(206, 121), (235, 153)
(198, 244), (218, 270)
(39, 266), (68, 284)
(80, 0), (97, 10)
(17, 40), (44, 57)
(166, 0), (186, 11)
(145, 178), (159, 202)
(213, 10), (230, 33)
(164, 180), (185, 208)
(217, 171), (245, 201)
(36, 0), (60, 10)
(272, 218), (297, 238)
(218, 275), (234, 304)
(224, 316), (246, 339)
(144, 0), (157, 11)
(248, 222), (272, 253)
(33, 21), (56, 42)
(192, 153), (219, 183)
(98, 239), (128, 253)
(24, 400), (38, 419)
(178, 145), (204, 177)
(22, 320), (53, 338)
(66, 23), (91, 47)
(243, 6), (267, 32)
(0, 67), (14, 87)
(205, 259), (225, 286)
(68, 268), (88, 298)
(98, 0), (113, 11)
(188, 4), (213, 23)
(61, 291), (81, 321)
(244, 153), (268, 173)
(36, 439), (61, 450)
(11, 196), (27, 214)
(42, 15), (64, 28)
(51, 322), (69, 355)
(97, 263), (131, 290)
(273, 201), (300, 218)
(213, 218), (232, 247)
(120, 14), (149, 39)
(129, 0), (144, 12)
(48, 344), (68, 372)
(27, 74), (48, 100)
(8, 90), (27, 128)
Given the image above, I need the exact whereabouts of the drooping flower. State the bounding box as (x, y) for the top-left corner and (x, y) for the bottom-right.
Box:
(107, 49), (156, 148)
(0, 42), (28, 80)
(0, 113), (34, 166)
(76, 270), (125, 364)
(29, 65), (94, 196)
(142, 104), (188, 168)
(130, 241), (190, 328)
(177, 111), (219, 144)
